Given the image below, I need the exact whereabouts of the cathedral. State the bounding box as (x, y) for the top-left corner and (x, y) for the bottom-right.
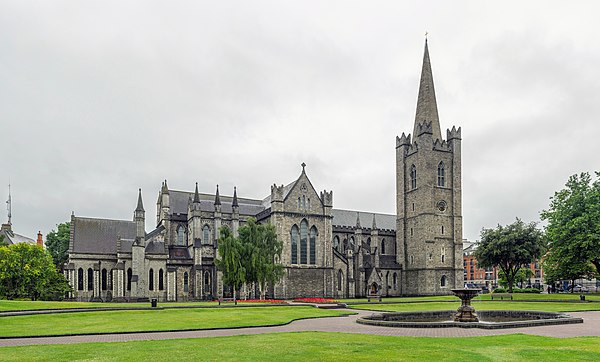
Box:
(64, 40), (464, 301)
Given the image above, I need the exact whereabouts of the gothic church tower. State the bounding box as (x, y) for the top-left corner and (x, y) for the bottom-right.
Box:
(396, 40), (464, 295)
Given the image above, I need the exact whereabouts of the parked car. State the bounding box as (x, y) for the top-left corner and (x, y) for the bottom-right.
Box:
(569, 285), (589, 293)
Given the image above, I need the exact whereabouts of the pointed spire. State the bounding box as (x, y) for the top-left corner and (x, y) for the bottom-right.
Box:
(413, 38), (442, 141)
(214, 185), (221, 205)
(193, 183), (200, 204)
(161, 180), (169, 193)
(355, 212), (361, 228)
(232, 186), (239, 208)
(372, 213), (377, 230)
(135, 188), (144, 212)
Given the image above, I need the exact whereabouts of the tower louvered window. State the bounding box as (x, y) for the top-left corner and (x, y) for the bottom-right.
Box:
(410, 165), (417, 189)
(437, 162), (445, 187)
(291, 225), (299, 264)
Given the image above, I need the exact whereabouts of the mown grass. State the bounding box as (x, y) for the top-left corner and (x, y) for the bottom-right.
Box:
(350, 300), (600, 313)
(0, 306), (352, 337)
(1, 332), (600, 361)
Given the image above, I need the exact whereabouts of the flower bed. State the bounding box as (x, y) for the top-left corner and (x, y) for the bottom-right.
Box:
(293, 298), (338, 303)
(237, 299), (287, 304)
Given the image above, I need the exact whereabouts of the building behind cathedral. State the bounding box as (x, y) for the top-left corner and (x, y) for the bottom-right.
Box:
(64, 40), (464, 301)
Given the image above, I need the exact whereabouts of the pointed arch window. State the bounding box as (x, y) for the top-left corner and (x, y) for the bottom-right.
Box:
(101, 268), (108, 290)
(149, 269), (154, 291)
(291, 225), (299, 264)
(300, 220), (308, 264)
(441, 275), (447, 287)
(159, 269), (164, 291)
(77, 268), (84, 290)
(393, 272), (398, 290)
(333, 236), (340, 251)
(204, 271), (211, 290)
(177, 226), (185, 246)
(381, 239), (386, 255)
(203, 225), (210, 245)
(127, 268), (132, 291)
(309, 226), (317, 265)
(183, 272), (189, 293)
(437, 162), (445, 187)
(87, 268), (94, 291)
(410, 165), (417, 189)
(337, 269), (343, 291)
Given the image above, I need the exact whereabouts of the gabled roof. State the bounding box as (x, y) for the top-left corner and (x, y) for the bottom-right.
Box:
(0, 228), (35, 245)
(72, 216), (136, 255)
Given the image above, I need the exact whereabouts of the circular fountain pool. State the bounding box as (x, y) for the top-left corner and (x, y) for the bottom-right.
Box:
(357, 310), (583, 329)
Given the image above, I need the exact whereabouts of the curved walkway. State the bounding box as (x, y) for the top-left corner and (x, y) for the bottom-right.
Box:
(1, 308), (599, 347)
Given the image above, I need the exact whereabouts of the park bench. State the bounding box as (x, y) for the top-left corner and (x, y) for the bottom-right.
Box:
(491, 293), (513, 301)
(218, 297), (237, 305)
(367, 294), (382, 302)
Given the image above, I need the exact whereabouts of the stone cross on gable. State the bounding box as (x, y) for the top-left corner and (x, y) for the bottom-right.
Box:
(301, 162), (306, 172)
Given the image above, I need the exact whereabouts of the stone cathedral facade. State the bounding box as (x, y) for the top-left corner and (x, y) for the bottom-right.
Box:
(64, 41), (463, 301)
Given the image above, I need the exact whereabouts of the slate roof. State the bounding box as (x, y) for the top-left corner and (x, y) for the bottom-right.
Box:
(0, 229), (35, 245)
(145, 240), (166, 255)
(169, 190), (265, 216)
(261, 181), (296, 207)
(332, 209), (396, 231)
(380, 255), (402, 269)
(72, 217), (136, 255)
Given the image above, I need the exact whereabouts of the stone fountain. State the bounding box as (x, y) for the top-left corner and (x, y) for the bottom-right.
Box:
(451, 288), (481, 322)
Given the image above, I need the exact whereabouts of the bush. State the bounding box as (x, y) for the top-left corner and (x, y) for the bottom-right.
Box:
(492, 288), (507, 293)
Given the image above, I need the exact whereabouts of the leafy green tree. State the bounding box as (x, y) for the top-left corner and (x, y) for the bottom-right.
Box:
(215, 227), (246, 301)
(475, 219), (545, 293)
(543, 250), (595, 292)
(0, 243), (71, 300)
(0, 234), (8, 247)
(238, 218), (284, 299)
(46, 222), (71, 271)
(541, 172), (600, 277)
(498, 267), (533, 289)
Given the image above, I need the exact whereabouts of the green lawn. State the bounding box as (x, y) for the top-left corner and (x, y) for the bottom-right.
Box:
(350, 301), (600, 313)
(0, 306), (352, 338)
(1, 332), (599, 361)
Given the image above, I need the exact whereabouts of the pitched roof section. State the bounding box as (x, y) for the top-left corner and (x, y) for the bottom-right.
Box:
(72, 217), (136, 255)
(332, 209), (396, 231)
(169, 190), (265, 216)
(413, 39), (442, 142)
(0, 229), (35, 245)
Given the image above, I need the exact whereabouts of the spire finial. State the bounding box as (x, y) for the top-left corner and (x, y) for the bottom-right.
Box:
(425, 31), (428, 40)
(193, 182), (200, 203)
(355, 212), (361, 228)
(232, 186), (239, 208)
(214, 184), (221, 205)
(413, 38), (442, 142)
(136, 188), (144, 212)
(301, 162), (306, 173)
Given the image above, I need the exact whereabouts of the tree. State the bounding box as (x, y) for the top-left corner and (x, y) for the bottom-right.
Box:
(0, 234), (8, 247)
(46, 222), (71, 271)
(498, 267), (533, 289)
(541, 172), (600, 277)
(238, 218), (284, 299)
(215, 227), (246, 301)
(475, 219), (545, 293)
(542, 248), (595, 292)
(0, 243), (71, 300)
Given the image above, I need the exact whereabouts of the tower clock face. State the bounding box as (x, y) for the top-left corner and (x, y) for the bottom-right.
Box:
(437, 200), (447, 212)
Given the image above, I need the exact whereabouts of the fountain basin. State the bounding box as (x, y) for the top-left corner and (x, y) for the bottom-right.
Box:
(357, 310), (583, 329)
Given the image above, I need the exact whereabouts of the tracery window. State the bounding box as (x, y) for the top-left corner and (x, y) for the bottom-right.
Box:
(203, 225), (210, 245)
(291, 225), (299, 264)
(177, 226), (185, 246)
(300, 220), (308, 264)
(437, 162), (445, 187)
(410, 164), (417, 189)
(309, 226), (317, 265)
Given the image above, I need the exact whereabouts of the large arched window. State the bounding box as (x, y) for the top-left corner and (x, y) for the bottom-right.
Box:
(337, 269), (343, 291)
(77, 268), (84, 291)
(437, 162), (445, 187)
(159, 269), (164, 291)
(203, 225), (210, 245)
(183, 272), (189, 293)
(101, 268), (108, 291)
(381, 239), (386, 255)
(204, 271), (211, 293)
(127, 268), (132, 291)
(300, 220), (308, 264)
(291, 225), (299, 264)
(410, 164), (417, 189)
(333, 236), (340, 251)
(441, 275), (447, 287)
(87, 268), (94, 291)
(177, 226), (185, 246)
(309, 226), (317, 265)
(149, 269), (154, 291)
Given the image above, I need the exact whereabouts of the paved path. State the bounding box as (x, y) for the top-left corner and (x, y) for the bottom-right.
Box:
(1, 309), (599, 347)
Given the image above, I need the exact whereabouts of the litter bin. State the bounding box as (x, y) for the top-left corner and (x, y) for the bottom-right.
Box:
(151, 298), (158, 308)
(580, 295), (586, 301)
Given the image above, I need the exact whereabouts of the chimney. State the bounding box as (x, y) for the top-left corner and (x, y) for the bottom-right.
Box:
(37, 231), (43, 247)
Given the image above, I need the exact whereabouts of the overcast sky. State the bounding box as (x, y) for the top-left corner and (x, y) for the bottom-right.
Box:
(1, 1), (599, 242)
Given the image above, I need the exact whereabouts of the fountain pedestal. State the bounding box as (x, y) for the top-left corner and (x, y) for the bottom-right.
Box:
(451, 288), (481, 322)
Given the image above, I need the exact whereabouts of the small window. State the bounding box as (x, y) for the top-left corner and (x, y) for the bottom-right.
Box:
(159, 269), (164, 291)
(127, 268), (132, 291)
(333, 236), (340, 250)
(410, 228), (413, 236)
(337, 269), (343, 291)
(77, 268), (84, 291)
(441, 225), (444, 234)
(393, 273), (398, 290)
(437, 162), (445, 187)
(183, 272), (189, 293)
(149, 269), (154, 291)
(101, 268), (108, 291)
(441, 275), (447, 287)
(291, 225), (299, 264)
(381, 239), (385, 254)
